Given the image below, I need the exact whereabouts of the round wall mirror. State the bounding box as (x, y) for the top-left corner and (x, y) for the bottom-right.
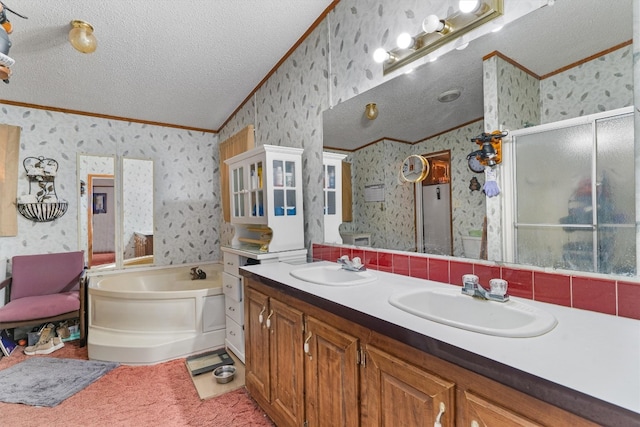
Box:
(400, 154), (430, 183)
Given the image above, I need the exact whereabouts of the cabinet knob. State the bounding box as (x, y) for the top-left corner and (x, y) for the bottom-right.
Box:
(258, 306), (266, 324)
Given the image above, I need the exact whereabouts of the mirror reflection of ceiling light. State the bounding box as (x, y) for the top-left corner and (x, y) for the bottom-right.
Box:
(438, 88), (462, 103)
(459, 0), (481, 13)
(365, 103), (378, 120)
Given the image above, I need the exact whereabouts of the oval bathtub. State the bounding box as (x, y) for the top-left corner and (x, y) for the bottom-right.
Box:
(88, 263), (226, 365)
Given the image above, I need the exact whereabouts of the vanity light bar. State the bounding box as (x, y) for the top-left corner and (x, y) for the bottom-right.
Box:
(382, 0), (504, 75)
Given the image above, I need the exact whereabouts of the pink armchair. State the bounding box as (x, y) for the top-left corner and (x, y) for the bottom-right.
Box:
(0, 251), (86, 345)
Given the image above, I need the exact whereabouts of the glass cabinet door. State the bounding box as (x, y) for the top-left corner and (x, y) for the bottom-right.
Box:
(231, 165), (245, 218)
(248, 160), (265, 219)
(324, 164), (337, 215)
(273, 159), (297, 217)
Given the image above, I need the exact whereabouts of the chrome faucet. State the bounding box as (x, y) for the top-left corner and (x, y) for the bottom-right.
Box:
(337, 255), (366, 272)
(462, 274), (509, 302)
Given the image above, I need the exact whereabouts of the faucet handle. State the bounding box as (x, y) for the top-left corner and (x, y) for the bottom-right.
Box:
(489, 278), (508, 296)
(462, 274), (479, 286)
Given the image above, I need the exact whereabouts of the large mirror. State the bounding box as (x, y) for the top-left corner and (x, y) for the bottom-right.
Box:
(122, 158), (154, 267)
(323, 0), (634, 272)
(78, 154), (116, 269)
(78, 155), (154, 269)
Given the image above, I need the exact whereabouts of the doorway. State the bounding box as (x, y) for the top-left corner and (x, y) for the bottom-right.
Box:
(88, 174), (115, 268)
(415, 150), (452, 255)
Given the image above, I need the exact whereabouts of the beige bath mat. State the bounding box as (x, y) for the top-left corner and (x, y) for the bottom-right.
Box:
(188, 350), (245, 400)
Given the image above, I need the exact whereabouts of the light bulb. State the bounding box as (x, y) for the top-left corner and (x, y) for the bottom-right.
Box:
(373, 47), (390, 63)
(396, 32), (415, 50)
(459, 0), (480, 13)
(422, 15), (444, 34)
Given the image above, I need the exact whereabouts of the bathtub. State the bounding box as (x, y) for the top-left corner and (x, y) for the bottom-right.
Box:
(88, 263), (226, 365)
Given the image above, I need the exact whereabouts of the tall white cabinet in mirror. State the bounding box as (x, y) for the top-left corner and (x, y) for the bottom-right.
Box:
(122, 158), (154, 267)
(77, 154), (116, 269)
(323, 152), (347, 243)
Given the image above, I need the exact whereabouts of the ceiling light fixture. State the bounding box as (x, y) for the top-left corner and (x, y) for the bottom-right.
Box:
(365, 103), (378, 120)
(69, 20), (97, 54)
(438, 88), (462, 103)
(375, 0), (503, 75)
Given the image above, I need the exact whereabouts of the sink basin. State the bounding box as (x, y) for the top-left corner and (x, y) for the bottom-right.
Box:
(290, 264), (376, 286)
(388, 288), (557, 337)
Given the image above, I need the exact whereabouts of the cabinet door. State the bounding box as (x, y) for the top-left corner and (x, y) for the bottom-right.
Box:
(269, 297), (305, 427)
(461, 391), (543, 427)
(245, 287), (271, 403)
(362, 345), (455, 427)
(304, 316), (360, 427)
(230, 163), (247, 219)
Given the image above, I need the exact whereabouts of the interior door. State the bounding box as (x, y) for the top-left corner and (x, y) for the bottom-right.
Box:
(422, 183), (452, 255)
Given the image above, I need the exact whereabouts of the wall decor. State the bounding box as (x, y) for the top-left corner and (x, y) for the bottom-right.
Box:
(16, 156), (68, 222)
(93, 193), (106, 214)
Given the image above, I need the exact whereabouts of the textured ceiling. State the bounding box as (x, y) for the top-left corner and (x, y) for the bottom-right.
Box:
(0, 0), (334, 131)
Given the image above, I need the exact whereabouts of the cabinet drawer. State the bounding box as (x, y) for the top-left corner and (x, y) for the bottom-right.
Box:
(223, 252), (240, 276)
(223, 272), (243, 302)
(225, 317), (244, 353)
(225, 296), (244, 325)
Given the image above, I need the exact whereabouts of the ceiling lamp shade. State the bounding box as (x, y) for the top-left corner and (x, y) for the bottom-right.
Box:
(365, 103), (378, 120)
(69, 20), (97, 53)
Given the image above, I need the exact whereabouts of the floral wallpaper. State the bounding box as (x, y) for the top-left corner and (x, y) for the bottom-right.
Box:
(0, 106), (218, 270)
(541, 45), (634, 123)
(122, 158), (154, 259)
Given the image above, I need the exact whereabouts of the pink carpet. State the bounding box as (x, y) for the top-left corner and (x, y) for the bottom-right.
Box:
(0, 343), (274, 427)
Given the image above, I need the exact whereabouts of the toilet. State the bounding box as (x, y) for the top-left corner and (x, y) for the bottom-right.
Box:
(462, 236), (482, 259)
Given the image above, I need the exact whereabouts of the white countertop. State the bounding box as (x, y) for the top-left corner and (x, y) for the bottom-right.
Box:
(241, 261), (640, 417)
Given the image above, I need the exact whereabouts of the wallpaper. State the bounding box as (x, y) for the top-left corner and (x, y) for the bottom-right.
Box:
(540, 45), (634, 123)
(0, 105), (218, 270)
(122, 158), (154, 259)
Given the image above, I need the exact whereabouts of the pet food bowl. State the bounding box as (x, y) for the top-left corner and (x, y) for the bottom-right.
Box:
(212, 365), (236, 384)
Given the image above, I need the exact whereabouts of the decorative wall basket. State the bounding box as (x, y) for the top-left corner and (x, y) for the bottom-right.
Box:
(17, 201), (68, 222)
(16, 156), (68, 222)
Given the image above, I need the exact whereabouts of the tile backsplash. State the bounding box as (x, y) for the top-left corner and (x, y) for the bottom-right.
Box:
(312, 243), (640, 321)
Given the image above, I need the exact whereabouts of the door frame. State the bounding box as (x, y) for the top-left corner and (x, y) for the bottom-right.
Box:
(414, 150), (453, 255)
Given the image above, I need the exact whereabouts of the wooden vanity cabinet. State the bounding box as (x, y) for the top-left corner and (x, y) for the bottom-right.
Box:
(245, 287), (305, 427)
(244, 277), (597, 427)
(304, 315), (360, 427)
(245, 280), (361, 427)
(362, 344), (455, 427)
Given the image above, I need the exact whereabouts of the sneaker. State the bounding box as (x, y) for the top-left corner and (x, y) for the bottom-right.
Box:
(34, 323), (56, 345)
(56, 322), (70, 339)
(24, 336), (64, 355)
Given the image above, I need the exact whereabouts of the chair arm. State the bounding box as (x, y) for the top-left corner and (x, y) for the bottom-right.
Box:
(0, 275), (11, 292)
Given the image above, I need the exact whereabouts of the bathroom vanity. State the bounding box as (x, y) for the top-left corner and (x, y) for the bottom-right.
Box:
(241, 261), (639, 427)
